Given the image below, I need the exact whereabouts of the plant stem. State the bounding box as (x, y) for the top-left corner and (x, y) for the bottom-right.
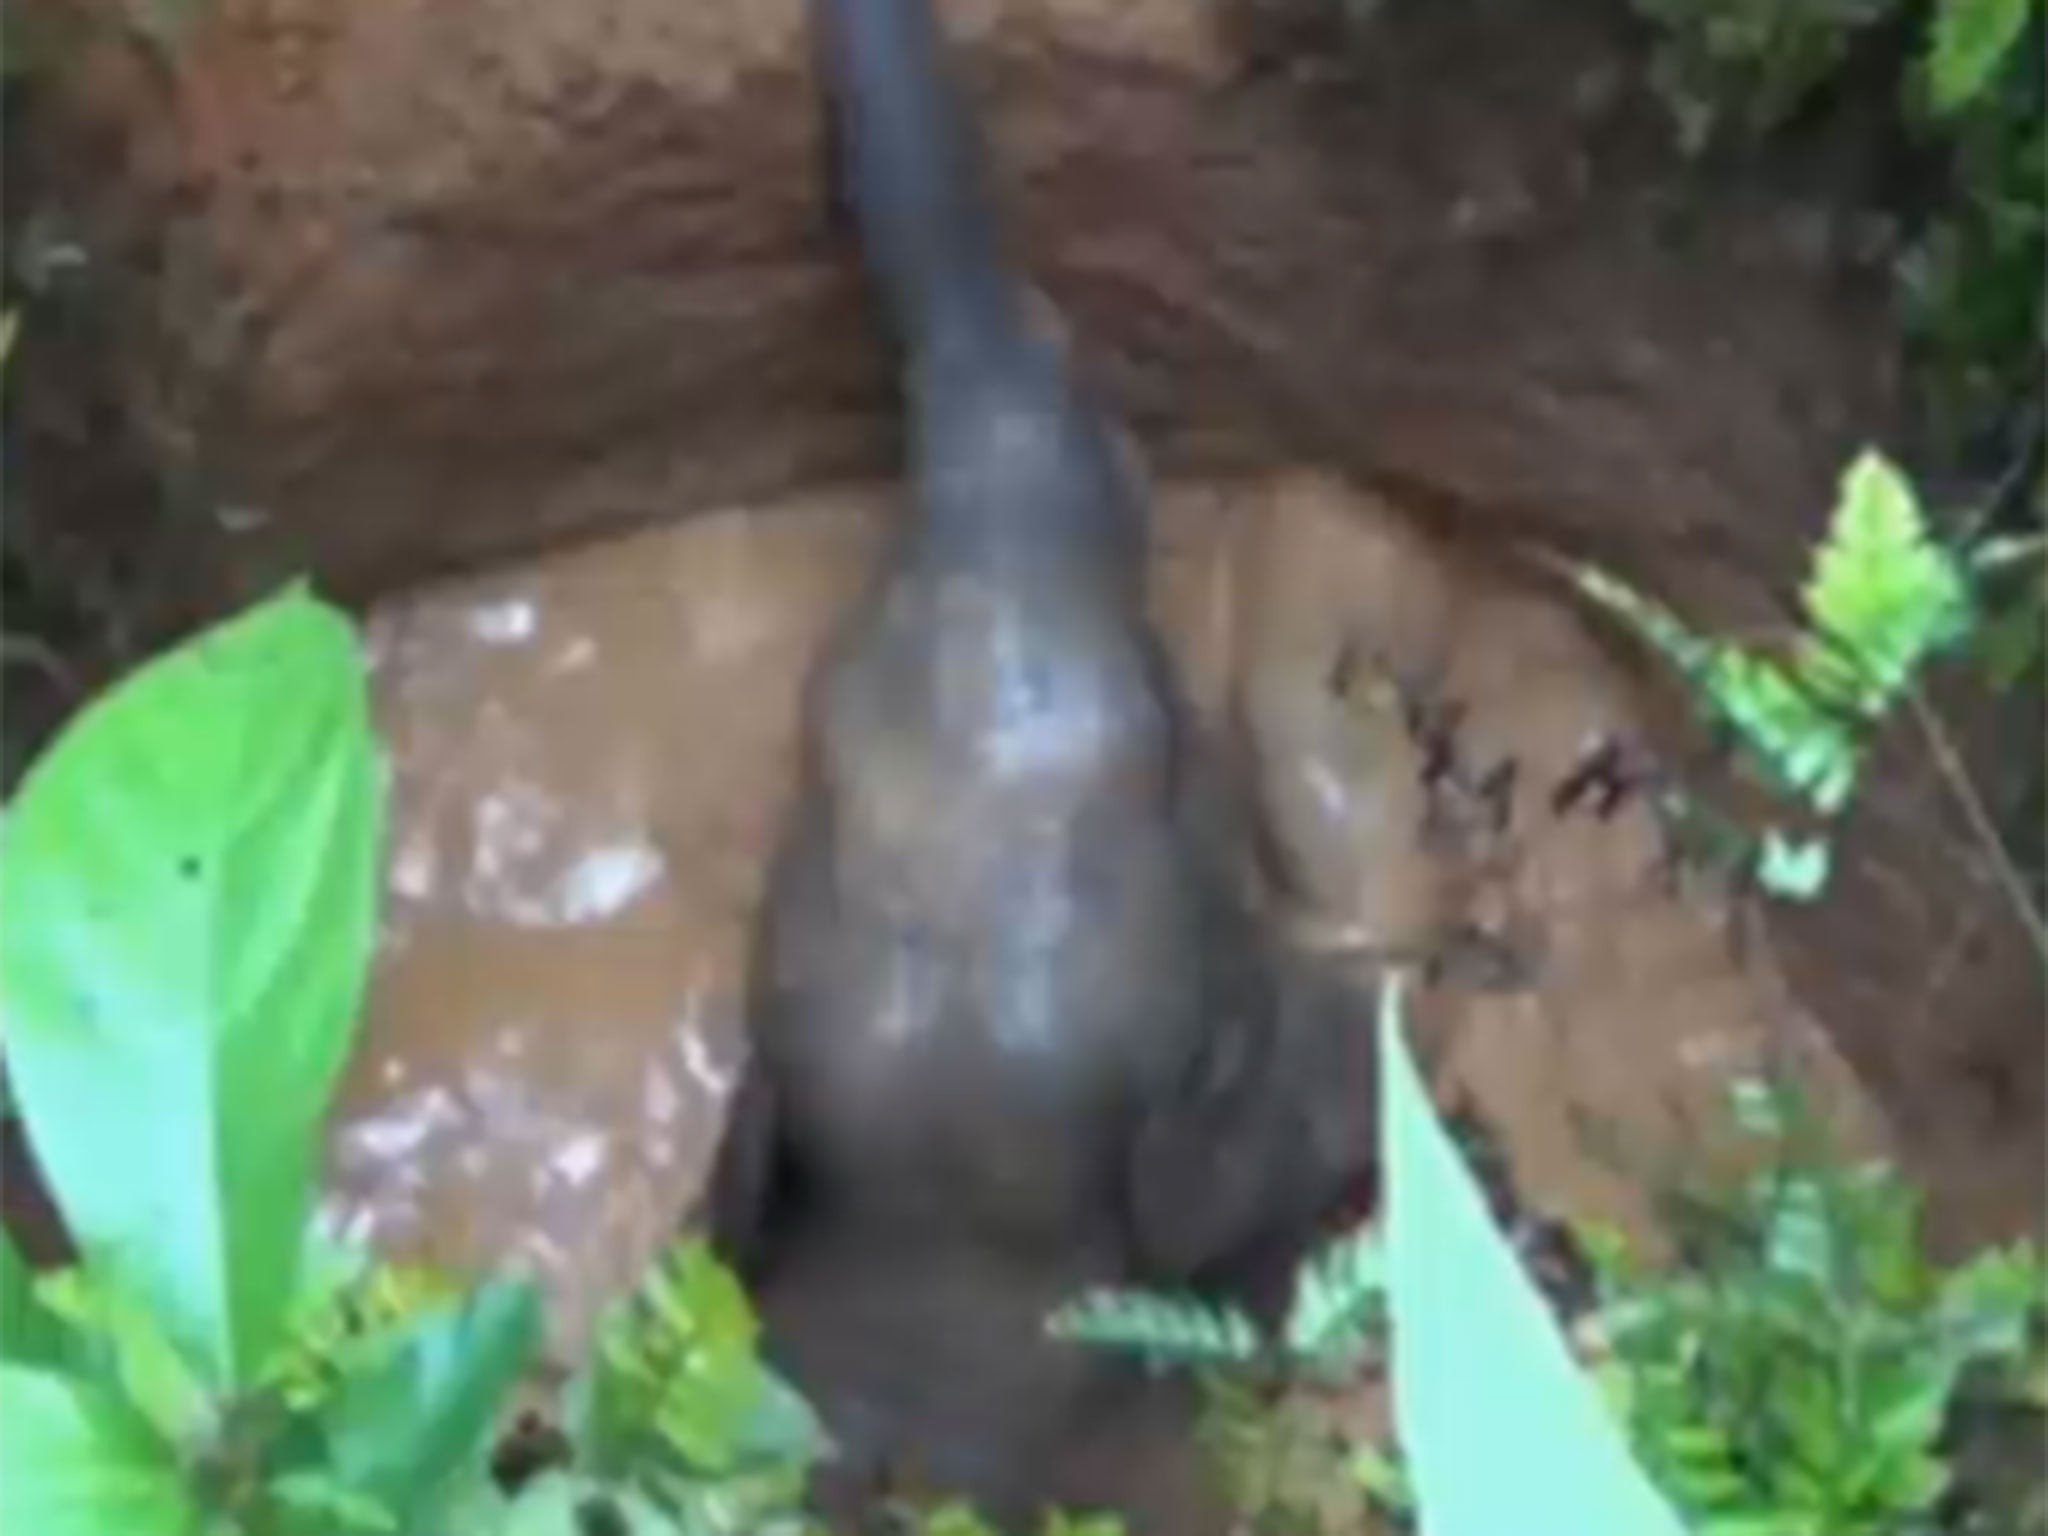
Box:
(1905, 686), (2048, 967)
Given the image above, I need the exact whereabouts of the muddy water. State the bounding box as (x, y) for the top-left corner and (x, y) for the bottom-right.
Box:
(329, 471), (1887, 1366)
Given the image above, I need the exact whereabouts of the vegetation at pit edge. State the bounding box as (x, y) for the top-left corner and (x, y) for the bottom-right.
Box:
(1058, 447), (2047, 1533)
(0, 585), (1703, 1536)
(1629, 0), (2044, 470)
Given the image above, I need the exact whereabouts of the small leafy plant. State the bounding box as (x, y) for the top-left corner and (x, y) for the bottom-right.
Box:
(1578, 1079), (2047, 1536)
(1631, 0), (2033, 148)
(562, 1236), (829, 1533)
(1049, 1219), (1385, 1382)
(0, 582), (514, 1536)
(1631, 0), (2042, 469)
(1054, 979), (1692, 1536)
(0, 582), (1129, 1536)
(1049, 1216), (1393, 1534)
(1576, 449), (1984, 901)
(0, 586), (833, 1535)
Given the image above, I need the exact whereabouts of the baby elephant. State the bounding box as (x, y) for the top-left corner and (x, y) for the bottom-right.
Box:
(707, 0), (1378, 1523)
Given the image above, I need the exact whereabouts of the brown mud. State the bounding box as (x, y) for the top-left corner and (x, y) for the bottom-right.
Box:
(334, 471), (1898, 1374)
(3, 0), (2043, 1518)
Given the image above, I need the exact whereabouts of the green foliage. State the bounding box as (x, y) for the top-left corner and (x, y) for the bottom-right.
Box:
(1582, 1079), (2047, 1534)
(1901, 59), (2045, 452)
(1045, 1220), (1383, 1379)
(495, 1472), (687, 1536)
(1047, 1288), (1264, 1369)
(1630, 0), (1895, 149)
(0, 1365), (200, 1535)
(1577, 450), (1977, 899)
(311, 1278), (543, 1526)
(1061, 978), (1691, 1536)
(1281, 1223), (1385, 1374)
(1197, 1372), (1387, 1535)
(1800, 453), (1974, 713)
(887, 1499), (1125, 1536)
(33, 1265), (217, 1444)
(1926, 0), (2035, 115)
(1631, 0), (2041, 459)
(565, 1237), (827, 1532)
(0, 585), (1075, 1536)
(6, 568), (2024, 1536)
(1378, 976), (1692, 1536)
(0, 582), (384, 1391)
(1, 1228), (75, 1370)
(1968, 531), (2047, 688)
(1632, 0), (2033, 142)
(0, 585), (554, 1536)
(265, 1254), (465, 1414)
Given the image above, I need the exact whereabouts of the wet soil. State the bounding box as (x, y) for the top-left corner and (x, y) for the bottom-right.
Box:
(328, 470), (1899, 1373)
(3, 0), (2042, 1522)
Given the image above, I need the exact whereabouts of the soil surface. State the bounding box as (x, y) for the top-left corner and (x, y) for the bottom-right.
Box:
(4, 0), (2042, 1522)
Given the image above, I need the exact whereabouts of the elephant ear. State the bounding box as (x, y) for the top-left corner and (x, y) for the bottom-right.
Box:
(1123, 974), (1288, 1289)
(1125, 948), (1379, 1304)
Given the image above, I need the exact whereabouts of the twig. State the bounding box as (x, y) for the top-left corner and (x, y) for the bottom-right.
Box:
(1905, 685), (2048, 968)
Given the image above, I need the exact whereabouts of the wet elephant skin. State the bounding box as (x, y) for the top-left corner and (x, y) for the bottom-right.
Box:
(706, 0), (1376, 1524)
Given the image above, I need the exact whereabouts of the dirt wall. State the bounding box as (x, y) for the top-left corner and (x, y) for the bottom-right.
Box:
(8, 0), (2039, 1250)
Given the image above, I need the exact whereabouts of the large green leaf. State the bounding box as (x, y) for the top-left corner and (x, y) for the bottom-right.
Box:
(0, 583), (384, 1392)
(318, 1275), (542, 1522)
(33, 1266), (215, 1442)
(0, 1363), (200, 1535)
(1377, 975), (1690, 1536)
(0, 1227), (71, 1368)
(1927, 0), (2031, 114)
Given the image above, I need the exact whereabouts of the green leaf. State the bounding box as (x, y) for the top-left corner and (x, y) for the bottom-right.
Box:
(1760, 1177), (1835, 1281)
(268, 1468), (402, 1533)
(728, 1361), (831, 1467)
(502, 1473), (684, 1536)
(0, 583), (384, 1391)
(1927, 0), (2032, 114)
(1047, 1287), (1264, 1367)
(1799, 451), (1970, 717)
(1041, 1511), (1127, 1536)
(33, 1267), (215, 1443)
(267, 1254), (463, 1413)
(0, 1228), (72, 1369)
(1935, 1240), (2045, 1361)
(1348, 1443), (1415, 1513)
(1726, 1077), (1787, 1140)
(1973, 583), (2046, 690)
(0, 1363), (200, 1535)
(1756, 831), (1832, 901)
(1703, 651), (1858, 812)
(573, 1238), (829, 1493)
(1376, 972), (1691, 1536)
(1283, 1218), (1386, 1366)
(317, 1275), (541, 1520)
(913, 1502), (1004, 1536)
(1574, 564), (1719, 682)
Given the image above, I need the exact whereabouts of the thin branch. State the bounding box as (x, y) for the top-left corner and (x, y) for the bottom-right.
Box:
(1905, 686), (2048, 969)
